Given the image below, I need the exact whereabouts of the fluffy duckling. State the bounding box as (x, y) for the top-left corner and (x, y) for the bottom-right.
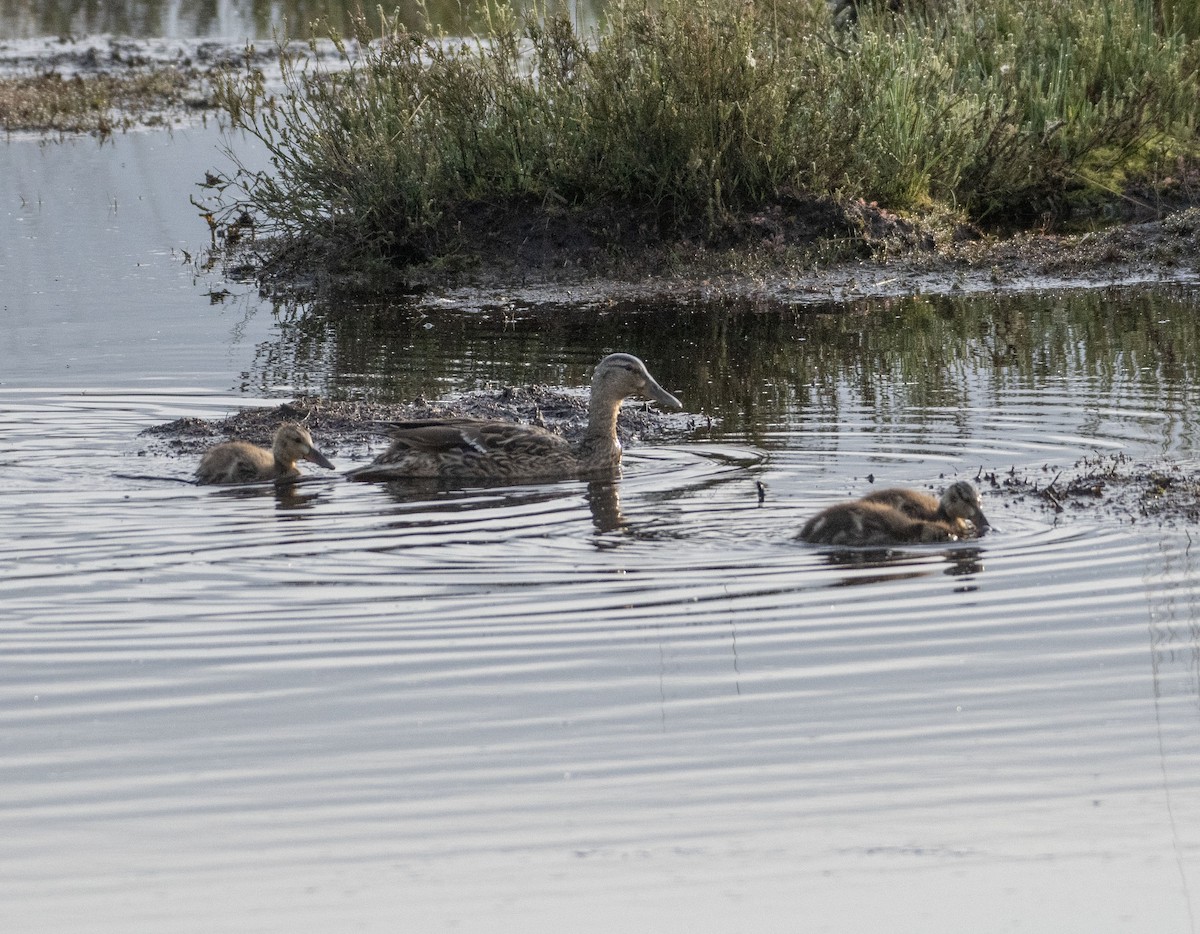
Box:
(799, 500), (960, 547)
(860, 480), (989, 536)
(346, 353), (682, 483)
(195, 421), (335, 484)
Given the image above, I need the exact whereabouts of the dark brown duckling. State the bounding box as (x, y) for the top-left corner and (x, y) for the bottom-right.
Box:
(346, 353), (682, 483)
(799, 500), (960, 547)
(860, 480), (989, 536)
(195, 421), (335, 484)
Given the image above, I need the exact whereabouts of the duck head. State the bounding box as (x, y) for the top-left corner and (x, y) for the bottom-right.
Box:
(592, 353), (682, 410)
(274, 422), (335, 470)
(942, 480), (989, 531)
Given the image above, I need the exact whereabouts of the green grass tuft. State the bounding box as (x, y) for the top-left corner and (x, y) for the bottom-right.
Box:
(209, 0), (1200, 274)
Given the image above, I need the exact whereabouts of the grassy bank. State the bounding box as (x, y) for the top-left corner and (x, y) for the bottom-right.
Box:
(209, 0), (1200, 279)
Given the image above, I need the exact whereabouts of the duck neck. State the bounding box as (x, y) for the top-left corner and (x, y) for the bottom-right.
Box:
(936, 505), (967, 533)
(272, 449), (298, 477)
(577, 392), (623, 465)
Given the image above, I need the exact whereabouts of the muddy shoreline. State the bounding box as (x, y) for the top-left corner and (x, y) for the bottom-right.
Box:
(238, 192), (1200, 313)
(140, 388), (705, 465)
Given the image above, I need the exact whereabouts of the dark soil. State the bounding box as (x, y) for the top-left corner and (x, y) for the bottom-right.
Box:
(250, 192), (966, 297)
(243, 190), (1200, 312)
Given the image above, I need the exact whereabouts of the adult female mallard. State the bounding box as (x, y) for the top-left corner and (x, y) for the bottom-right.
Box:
(860, 480), (989, 535)
(798, 499), (959, 547)
(346, 353), (682, 483)
(195, 421), (335, 484)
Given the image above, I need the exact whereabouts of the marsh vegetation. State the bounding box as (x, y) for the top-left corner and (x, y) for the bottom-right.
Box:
(206, 0), (1200, 283)
(0, 64), (209, 136)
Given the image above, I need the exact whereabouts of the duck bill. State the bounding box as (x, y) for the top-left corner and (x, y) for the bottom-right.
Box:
(643, 378), (683, 411)
(306, 448), (336, 470)
(972, 510), (990, 532)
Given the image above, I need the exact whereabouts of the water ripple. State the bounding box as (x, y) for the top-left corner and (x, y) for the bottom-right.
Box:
(5, 382), (1200, 932)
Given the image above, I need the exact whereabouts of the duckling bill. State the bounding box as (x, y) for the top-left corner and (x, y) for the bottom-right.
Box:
(195, 421), (335, 484)
(346, 353), (682, 483)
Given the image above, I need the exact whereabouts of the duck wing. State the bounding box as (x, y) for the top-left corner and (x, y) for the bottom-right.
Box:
(860, 488), (940, 520)
(349, 418), (574, 481)
(380, 418), (568, 456)
(195, 442), (273, 485)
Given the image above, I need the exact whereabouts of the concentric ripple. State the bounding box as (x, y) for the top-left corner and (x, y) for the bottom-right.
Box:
(9, 110), (1200, 931)
(5, 344), (1200, 931)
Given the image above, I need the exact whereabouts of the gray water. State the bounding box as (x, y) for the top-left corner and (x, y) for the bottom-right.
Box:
(5, 128), (1200, 932)
(0, 0), (601, 41)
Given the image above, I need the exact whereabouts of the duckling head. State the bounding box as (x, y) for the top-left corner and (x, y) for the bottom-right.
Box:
(273, 422), (335, 470)
(942, 481), (989, 531)
(592, 353), (682, 410)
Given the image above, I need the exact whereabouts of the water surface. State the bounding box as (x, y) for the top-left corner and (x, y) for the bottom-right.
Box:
(4, 115), (1200, 934)
(0, 0), (602, 41)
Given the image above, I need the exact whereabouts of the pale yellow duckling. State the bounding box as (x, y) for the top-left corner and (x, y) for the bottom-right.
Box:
(195, 421), (335, 484)
(860, 480), (989, 536)
(346, 353), (682, 483)
(799, 500), (959, 547)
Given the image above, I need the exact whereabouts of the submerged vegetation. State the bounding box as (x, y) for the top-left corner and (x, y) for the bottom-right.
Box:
(208, 0), (1200, 280)
(0, 67), (208, 136)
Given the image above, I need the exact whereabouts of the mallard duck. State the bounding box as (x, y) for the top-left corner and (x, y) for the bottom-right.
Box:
(195, 421), (335, 484)
(860, 480), (989, 535)
(799, 499), (959, 547)
(346, 353), (682, 483)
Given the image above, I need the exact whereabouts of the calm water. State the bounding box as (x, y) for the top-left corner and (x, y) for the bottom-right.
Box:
(5, 132), (1200, 932)
(0, 0), (601, 41)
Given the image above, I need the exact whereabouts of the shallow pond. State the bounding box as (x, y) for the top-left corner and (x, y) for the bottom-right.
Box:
(5, 129), (1200, 932)
(0, 0), (602, 41)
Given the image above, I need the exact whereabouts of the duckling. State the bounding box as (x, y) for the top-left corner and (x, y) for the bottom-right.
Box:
(799, 500), (959, 547)
(346, 353), (682, 483)
(860, 480), (989, 536)
(195, 421), (335, 484)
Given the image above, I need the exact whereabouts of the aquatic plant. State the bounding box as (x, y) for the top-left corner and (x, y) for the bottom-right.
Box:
(208, 0), (1200, 274)
(0, 69), (204, 137)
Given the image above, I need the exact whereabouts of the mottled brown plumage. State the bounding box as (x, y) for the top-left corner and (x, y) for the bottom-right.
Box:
(195, 422), (335, 484)
(799, 499), (960, 547)
(860, 480), (989, 535)
(346, 353), (682, 483)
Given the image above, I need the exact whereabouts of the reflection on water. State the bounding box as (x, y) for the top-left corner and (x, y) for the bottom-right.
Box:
(262, 286), (1200, 447)
(814, 544), (986, 587)
(0, 0), (601, 39)
(207, 475), (328, 509)
(585, 480), (623, 533)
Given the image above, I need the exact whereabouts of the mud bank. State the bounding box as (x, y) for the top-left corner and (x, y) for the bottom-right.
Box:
(242, 196), (1200, 312)
(988, 454), (1200, 528)
(140, 388), (703, 468)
